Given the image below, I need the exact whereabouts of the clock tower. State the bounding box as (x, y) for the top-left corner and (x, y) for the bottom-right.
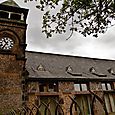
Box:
(0, 0), (28, 113)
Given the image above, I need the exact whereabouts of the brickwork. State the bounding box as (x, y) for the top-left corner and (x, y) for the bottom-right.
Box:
(59, 82), (74, 115)
(113, 82), (115, 90)
(90, 82), (105, 115)
(59, 81), (74, 92)
(0, 54), (24, 73)
(0, 54), (25, 114)
(89, 82), (102, 90)
(0, 94), (21, 113)
(0, 6), (27, 113)
(28, 94), (37, 105)
(0, 21), (27, 58)
(0, 21), (27, 43)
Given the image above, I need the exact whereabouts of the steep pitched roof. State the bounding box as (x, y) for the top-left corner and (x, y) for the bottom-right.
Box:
(1, 0), (20, 7)
(26, 51), (115, 81)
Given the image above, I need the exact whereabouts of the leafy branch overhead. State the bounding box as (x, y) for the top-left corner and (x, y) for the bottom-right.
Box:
(25, 0), (115, 39)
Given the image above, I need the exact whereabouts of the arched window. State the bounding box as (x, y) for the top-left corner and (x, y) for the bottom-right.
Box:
(101, 82), (115, 113)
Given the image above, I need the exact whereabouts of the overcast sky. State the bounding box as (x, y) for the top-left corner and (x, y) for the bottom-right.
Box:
(1, 0), (115, 60)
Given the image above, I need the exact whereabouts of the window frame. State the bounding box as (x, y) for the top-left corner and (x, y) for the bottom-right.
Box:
(74, 82), (89, 92)
(39, 82), (58, 93)
(101, 82), (114, 91)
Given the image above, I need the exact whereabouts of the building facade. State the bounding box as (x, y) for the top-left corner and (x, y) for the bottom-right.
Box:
(26, 51), (115, 115)
(0, 0), (115, 115)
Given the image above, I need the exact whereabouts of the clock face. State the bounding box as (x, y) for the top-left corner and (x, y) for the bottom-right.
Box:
(0, 37), (14, 50)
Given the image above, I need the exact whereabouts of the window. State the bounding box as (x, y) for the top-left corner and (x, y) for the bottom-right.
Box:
(74, 83), (88, 91)
(104, 93), (115, 113)
(49, 83), (56, 92)
(39, 82), (58, 92)
(101, 83), (112, 91)
(39, 96), (60, 115)
(73, 83), (91, 114)
(74, 94), (91, 115)
(102, 82), (115, 113)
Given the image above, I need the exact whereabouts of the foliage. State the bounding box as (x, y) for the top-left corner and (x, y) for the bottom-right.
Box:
(24, 0), (115, 39)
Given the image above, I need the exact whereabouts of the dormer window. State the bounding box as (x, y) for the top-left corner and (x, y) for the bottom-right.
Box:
(0, 10), (23, 21)
(10, 13), (21, 20)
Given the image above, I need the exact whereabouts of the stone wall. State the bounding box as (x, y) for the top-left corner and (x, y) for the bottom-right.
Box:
(89, 82), (105, 115)
(59, 82), (74, 115)
(0, 20), (27, 58)
(0, 54), (24, 114)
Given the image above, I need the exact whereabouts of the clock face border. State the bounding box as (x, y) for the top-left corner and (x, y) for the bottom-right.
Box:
(0, 37), (14, 51)
(0, 30), (20, 53)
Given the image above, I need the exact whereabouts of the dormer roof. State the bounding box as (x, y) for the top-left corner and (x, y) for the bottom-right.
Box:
(1, 0), (20, 8)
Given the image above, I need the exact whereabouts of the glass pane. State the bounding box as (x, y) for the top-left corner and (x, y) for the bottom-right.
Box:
(75, 95), (91, 115)
(102, 83), (106, 90)
(82, 95), (91, 115)
(40, 97), (48, 115)
(75, 95), (82, 114)
(50, 98), (57, 114)
(107, 83), (112, 90)
(109, 94), (115, 112)
(40, 96), (58, 115)
(74, 84), (80, 91)
(104, 94), (111, 113)
(81, 84), (87, 91)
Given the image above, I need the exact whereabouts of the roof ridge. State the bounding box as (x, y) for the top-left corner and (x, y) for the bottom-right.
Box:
(25, 50), (115, 61)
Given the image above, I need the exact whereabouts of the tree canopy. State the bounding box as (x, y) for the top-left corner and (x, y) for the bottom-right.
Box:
(24, 0), (115, 39)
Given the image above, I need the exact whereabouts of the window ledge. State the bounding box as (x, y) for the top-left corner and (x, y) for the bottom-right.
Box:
(29, 92), (60, 96)
(73, 91), (90, 94)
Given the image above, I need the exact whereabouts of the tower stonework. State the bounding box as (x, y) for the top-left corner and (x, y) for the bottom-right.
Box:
(0, 1), (115, 115)
(0, 0), (28, 113)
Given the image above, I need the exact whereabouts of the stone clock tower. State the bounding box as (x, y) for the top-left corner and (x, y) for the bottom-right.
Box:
(0, 0), (28, 113)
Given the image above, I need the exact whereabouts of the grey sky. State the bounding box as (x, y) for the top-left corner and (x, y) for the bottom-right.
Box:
(1, 0), (115, 60)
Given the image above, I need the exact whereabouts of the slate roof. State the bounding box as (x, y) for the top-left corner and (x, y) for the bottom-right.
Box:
(26, 51), (115, 81)
(1, 0), (20, 8)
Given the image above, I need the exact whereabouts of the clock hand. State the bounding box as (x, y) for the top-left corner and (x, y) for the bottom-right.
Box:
(2, 41), (9, 49)
(3, 38), (9, 44)
(2, 43), (6, 49)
